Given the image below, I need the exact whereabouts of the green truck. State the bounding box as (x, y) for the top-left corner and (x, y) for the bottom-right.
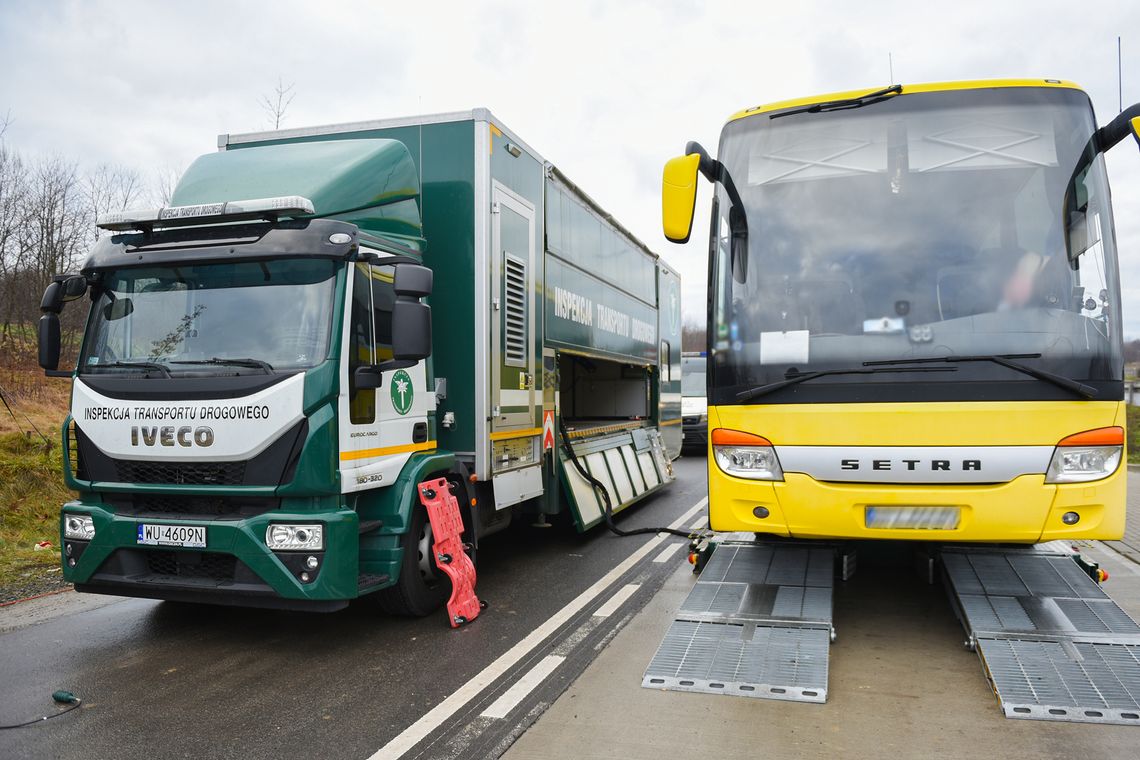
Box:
(39, 110), (680, 614)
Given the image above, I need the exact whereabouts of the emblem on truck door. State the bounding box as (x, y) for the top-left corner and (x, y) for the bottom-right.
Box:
(391, 369), (414, 415)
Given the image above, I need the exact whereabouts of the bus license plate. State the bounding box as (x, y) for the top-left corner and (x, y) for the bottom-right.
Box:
(865, 507), (959, 530)
(137, 524), (207, 548)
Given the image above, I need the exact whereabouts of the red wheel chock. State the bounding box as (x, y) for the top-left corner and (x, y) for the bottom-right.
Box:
(417, 478), (483, 627)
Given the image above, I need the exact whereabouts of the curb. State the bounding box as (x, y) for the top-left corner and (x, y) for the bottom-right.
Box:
(1130, 463), (1140, 472)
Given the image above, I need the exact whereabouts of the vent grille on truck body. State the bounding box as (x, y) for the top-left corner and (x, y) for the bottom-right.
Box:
(504, 253), (527, 367)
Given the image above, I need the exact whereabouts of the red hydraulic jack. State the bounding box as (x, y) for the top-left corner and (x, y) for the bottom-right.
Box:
(417, 478), (485, 627)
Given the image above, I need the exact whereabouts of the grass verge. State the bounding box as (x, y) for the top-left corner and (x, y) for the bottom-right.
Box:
(0, 433), (73, 585)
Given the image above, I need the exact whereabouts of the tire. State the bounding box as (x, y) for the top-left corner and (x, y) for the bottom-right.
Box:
(375, 476), (473, 617)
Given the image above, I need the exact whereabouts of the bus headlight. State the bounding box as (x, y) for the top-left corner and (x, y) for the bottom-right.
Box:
(64, 514), (95, 540)
(1045, 427), (1123, 484)
(266, 524), (324, 551)
(711, 429), (784, 481)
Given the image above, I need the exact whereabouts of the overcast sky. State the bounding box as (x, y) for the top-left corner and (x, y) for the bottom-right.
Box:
(2, 0), (1138, 332)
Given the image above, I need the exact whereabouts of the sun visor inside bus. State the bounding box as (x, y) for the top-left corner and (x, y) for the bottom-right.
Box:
(171, 139), (423, 245)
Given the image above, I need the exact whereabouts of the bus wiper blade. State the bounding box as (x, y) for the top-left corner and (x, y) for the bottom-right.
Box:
(862, 354), (1098, 399)
(90, 360), (172, 378)
(737, 365), (956, 402)
(170, 357), (274, 373)
(771, 84), (903, 119)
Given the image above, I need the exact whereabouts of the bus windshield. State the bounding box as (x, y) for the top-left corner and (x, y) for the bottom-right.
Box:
(709, 86), (1122, 404)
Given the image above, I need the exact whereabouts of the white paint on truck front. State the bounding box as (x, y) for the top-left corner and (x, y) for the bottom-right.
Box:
(72, 374), (305, 462)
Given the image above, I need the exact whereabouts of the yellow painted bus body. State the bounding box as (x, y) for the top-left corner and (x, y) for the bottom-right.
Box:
(708, 401), (1126, 543)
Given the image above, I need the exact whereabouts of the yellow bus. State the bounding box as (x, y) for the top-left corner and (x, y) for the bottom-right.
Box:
(663, 80), (1140, 543)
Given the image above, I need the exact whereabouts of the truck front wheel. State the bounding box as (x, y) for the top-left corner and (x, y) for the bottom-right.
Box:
(376, 476), (474, 617)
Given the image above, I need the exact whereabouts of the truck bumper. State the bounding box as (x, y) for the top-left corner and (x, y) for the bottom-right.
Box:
(59, 499), (392, 611)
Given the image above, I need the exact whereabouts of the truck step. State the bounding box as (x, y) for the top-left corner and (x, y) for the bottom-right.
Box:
(942, 543), (1140, 725)
(642, 541), (833, 703)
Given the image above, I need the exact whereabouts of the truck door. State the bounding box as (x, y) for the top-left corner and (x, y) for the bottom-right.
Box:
(489, 182), (542, 507)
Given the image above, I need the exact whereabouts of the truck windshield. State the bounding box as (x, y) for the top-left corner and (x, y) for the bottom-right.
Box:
(80, 258), (337, 375)
(709, 86), (1123, 404)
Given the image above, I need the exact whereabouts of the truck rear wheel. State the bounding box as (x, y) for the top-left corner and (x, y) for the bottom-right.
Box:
(375, 476), (472, 617)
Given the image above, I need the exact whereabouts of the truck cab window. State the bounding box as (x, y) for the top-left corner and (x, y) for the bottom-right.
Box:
(349, 262), (376, 424)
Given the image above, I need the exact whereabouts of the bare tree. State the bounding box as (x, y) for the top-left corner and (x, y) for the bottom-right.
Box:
(152, 164), (183, 206)
(260, 77), (296, 130)
(681, 317), (707, 353)
(85, 163), (143, 243)
(0, 141), (29, 338)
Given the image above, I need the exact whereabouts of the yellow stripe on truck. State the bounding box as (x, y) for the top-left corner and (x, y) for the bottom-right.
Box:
(340, 441), (436, 461)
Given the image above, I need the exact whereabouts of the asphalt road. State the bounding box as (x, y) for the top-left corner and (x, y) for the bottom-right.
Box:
(0, 458), (711, 760)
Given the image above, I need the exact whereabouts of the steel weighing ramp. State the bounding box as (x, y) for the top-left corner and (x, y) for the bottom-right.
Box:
(943, 543), (1140, 725)
(642, 541), (834, 703)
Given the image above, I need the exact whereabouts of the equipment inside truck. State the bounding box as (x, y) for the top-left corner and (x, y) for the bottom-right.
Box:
(557, 352), (651, 434)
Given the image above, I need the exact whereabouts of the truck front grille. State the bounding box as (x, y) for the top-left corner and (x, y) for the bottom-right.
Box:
(145, 550), (237, 582)
(116, 460), (246, 485)
(105, 494), (279, 521)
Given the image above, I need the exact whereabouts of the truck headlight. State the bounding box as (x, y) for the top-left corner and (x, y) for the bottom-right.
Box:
(712, 429), (783, 481)
(1045, 427), (1123, 484)
(64, 514), (96, 540)
(266, 524), (324, 551)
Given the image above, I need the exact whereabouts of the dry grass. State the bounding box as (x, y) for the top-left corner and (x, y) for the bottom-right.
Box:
(0, 327), (74, 592)
(0, 431), (75, 582)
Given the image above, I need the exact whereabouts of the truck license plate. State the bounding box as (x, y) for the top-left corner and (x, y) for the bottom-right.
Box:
(137, 524), (207, 548)
(865, 507), (960, 530)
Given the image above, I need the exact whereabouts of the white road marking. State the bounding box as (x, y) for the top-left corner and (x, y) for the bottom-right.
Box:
(653, 542), (684, 564)
(688, 518), (705, 531)
(368, 496), (708, 760)
(593, 584), (640, 618)
(480, 655), (566, 719)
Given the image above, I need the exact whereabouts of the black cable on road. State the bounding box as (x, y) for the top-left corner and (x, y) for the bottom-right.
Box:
(558, 421), (694, 539)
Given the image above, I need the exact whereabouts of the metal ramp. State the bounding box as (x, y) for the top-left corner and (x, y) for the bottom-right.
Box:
(642, 541), (834, 703)
(942, 543), (1140, 725)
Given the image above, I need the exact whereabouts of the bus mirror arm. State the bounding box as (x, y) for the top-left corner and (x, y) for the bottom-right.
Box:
(1062, 102), (1140, 264)
(684, 142), (750, 283)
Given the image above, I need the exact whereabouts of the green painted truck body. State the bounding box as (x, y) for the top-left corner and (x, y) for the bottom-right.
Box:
(57, 110), (678, 611)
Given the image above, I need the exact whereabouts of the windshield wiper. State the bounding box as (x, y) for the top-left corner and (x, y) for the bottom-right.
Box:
(862, 354), (1098, 399)
(170, 357), (274, 373)
(737, 365), (956, 402)
(770, 84), (903, 119)
(88, 360), (172, 378)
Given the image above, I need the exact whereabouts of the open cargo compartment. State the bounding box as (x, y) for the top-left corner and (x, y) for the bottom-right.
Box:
(556, 351), (675, 531)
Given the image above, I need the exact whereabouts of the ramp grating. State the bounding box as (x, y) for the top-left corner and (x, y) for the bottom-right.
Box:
(978, 638), (1140, 724)
(644, 542), (834, 704)
(943, 546), (1140, 725)
(642, 620), (830, 702)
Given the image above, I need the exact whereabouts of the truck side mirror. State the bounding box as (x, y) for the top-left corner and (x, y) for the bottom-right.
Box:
(662, 153), (701, 244)
(393, 263), (432, 298)
(388, 263), (432, 361)
(391, 299), (431, 360)
(354, 365), (383, 389)
(39, 313), (61, 372)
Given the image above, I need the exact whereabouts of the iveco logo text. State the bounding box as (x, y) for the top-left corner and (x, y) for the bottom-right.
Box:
(840, 458), (981, 472)
(130, 426), (214, 448)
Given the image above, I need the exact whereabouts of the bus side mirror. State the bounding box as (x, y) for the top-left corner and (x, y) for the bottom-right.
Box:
(662, 153), (701, 244)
